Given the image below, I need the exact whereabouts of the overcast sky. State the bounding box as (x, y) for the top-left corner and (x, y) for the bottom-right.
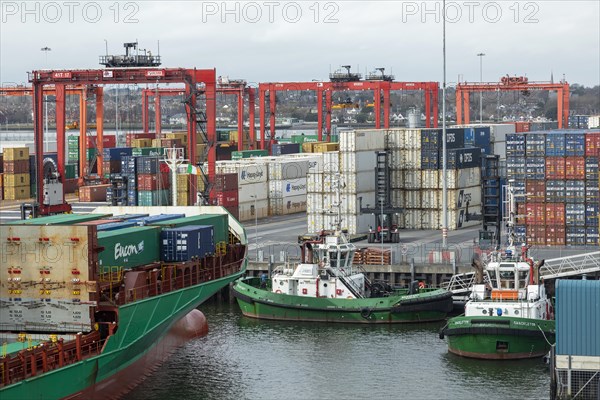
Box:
(1, 1), (599, 87)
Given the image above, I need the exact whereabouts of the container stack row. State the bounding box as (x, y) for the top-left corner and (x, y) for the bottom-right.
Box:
(508, 130), (600, 246)
(2, 147), (31, 200)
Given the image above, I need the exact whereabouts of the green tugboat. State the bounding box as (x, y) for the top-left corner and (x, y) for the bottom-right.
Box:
(233, 184), (453, 323)
(439, 186), (555, 359)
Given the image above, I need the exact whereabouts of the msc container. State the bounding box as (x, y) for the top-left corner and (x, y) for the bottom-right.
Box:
(129, 213), (185, 226)
(565, 133), (585, 156)
(545, 133), (566, 156)
(585, 227), (599, 245)
(546, 180), (566, 203)
(96, 221), (137, 231)
(161, 225), (215, 262)
(339, 129), (387, 152)
(505, 134), (525, 156)
(525, 132), (546, 157)
(565, 203), (585, 226)
(586, 180), (599, 203)
(585, 157), (598, 180)
(565, 157), (585, 180)
(98, 226), (160, 271)
(150, 214), (229, 244)
(525, 157), (545, 180)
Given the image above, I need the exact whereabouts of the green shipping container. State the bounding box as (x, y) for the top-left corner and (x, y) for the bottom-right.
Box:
(231, 150), (268, 160)
(137, 190), (171, 206)
(330, 134), (339, 143)
(6, 213), (112, 225)
(65, 164), (77, 179)
(98, 226), (160, 272)
(149, 214), (229, 244)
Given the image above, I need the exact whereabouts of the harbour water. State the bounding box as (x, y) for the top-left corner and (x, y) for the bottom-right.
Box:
(127, 301), (550, 400)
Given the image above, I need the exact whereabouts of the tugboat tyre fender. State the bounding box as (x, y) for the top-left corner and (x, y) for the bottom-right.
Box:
(275, 290), (282, 294)
(360, 308), (371, 319)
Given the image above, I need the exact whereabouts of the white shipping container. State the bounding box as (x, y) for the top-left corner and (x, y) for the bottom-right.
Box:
(390, 169), (404, 189)
(404, 209), (422, 229)
(323, 151), (340, 173)
(404, 190), (422, 208)
(306, 193), (323, 213)
(339, 213), (372, 235)
(340, 150), (377, 173)
(269, 178), (307, 198)
(420, 209), (440, 230)
(441, 167), (481, 189)
(339, 191), (375, 214)
(436, 208), (482, 230)
(589, 115), (600, 129)
(287, 153), (324, 173)
(421, 190), (439, 209)
(493, 141), (506, 160)
(216, 161), (268, 185)
(269, 195), (307, 216)
(307, 212), (326, 233)
(391, 190), (405, 208)
(400, 149), (421, 169)
(339, 129), (386, 152)
(238, 199), (269, 221)
(386, 129), (405, 149)
(307, 172), (323, 193)
(403, 129), (422, 150)
(238, 181), (269, 203)
(267, 159), (311, 181)
(342, 171), (376, 193)
(403, 170), (423, 189)
(390, 149), (403, 169)
(426, 187), (482, 210)
(421, 170), (440, 189)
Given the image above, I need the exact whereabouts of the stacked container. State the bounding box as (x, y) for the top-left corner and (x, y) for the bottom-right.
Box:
(176, 173), (190, 206)
(102, 147), (133, 178)
(160, 225), (215, 262)
(215, 161), (266, 221)
(2, 147), (31, 200)
(136, 156), (171, 206)
(510, 129), (599, 246)
(268, 158), (310, 216)
(209, 171), (241, 220)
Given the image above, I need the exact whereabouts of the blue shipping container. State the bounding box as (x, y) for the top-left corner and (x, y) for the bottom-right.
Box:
(556, 280), (600, 356)
(121, 156), (138, 175)
(585, 157), (598, 180)
(565, 133), (585, 156)
(525, 132), (546, 157)
(474, 127), (490, 147)
(131, 214), (185, 226)
(103, 147), (133, 160)
(107, 213), (149, 221)
(272, 143), (301, 156)
(585, 227), (599, 245)
(97, 221), (137, 231)
(445, 147), (482, 169)
(463, 128), (475, 145)
(161, 225), (215, 262)
(545, 133), (566, 156)
(506, 134), (525, 156)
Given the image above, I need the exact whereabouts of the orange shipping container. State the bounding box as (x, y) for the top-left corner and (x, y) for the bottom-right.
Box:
(585, 133), (600, 157)
(526, 203), (545, 225)
(546, 203), (566, 225)
(565, 157), (585, 180)
(546, 225), (566, 246)
(525, 181), (546, 203)
(526, 225), (546, 245)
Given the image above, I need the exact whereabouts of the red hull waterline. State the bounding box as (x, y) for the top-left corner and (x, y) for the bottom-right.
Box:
(63, 310), (209, 400)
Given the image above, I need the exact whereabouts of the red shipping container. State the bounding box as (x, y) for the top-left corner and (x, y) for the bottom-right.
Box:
(160, 138), (181, 148)
(514, 121), (531, 133)
(545, 203), (566, 226)
(159, 162), (170, 173)
(525, 203), (545, 225)
(126, 133), (155, 146)
(545, 157), (566, 179)
(78, 184), (110, 202)
(214, 173), (238, 191)
(211, 189), (239, 207)
(525, 180), (545, 203)
(87, 135), (116, 149)
(137, 173), (170, 191)
(526, 225), (546, 245)
(565, 157), (585, 180)
(224, 205), (239, 220)
(585, 133), (600, 157)
(3, 159), (29, 174)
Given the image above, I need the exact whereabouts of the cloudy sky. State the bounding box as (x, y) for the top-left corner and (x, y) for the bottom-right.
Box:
(1, 1), (599, 87)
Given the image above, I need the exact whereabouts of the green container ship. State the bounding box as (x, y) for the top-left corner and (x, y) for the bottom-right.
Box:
(0, 207), (248, 399)
(233, 227), (453, 324)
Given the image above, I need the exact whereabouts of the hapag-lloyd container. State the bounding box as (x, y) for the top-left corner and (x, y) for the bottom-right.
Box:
(216, 161), (267, 185)
(238, 199), (269, 221)
(269, 178), (308, 198)
(97, 226), (160, 272)
(340, 151), (377, 173)
(342, 171), (376, 193)
(545, 157), (566, 179)
(339, 129), (386, 152)
(237, 181), (268, 203)
(267, 159), (311, 180)
(269, 195), (307, 216)
(322, 151), (340, 173)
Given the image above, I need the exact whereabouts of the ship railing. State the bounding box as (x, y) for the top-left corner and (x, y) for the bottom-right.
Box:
(441, 271), (491, 295)
(102, 250), (245, 306)
(1, 331), (104, 388)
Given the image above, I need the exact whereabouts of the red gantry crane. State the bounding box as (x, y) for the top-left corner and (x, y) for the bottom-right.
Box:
(28, 67), (218, 214)
(455, 76), (570, 128)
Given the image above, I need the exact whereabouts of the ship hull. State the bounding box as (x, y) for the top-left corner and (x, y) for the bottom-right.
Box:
(1, 273), (243, 400)
(441, 316), (555, 360)
(233, 278), (453, 324)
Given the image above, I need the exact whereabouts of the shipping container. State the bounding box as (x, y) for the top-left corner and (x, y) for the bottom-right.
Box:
(3, 147), (29, 161)
(161, 225), (215, 262)
(545, 225), (566, 246)
(271, 143), (301, 156)
(340, 150), (377, 173)
(267, 159), (311, 180)
(3, 173), (30, 187)
(474, 127), (491, 148)
(586, 180), (599, 203)
(444, 167), (481, 189)
(546, 180), (566, 203)
(545, 157), (566, 179)
(130, 214), (185, 226)
(565, 133), (586, 156)
(238, 199), (269, 221)
(214, 173), (239, 191)
(403, 170), (423, 189)
(237, 181), (268, 203)
(525, 157), (545, 180)
(584, 133), (600, 156)
(565, 227), (586, 245)
(585, 227), (599, 246)
(585, 204), (599, 227)
(269, 195), (307, 216)
(87, 135), (116, 149)
(339, 129), (387, 152)
(150, 214), (229, 244)
(421, 170), (439, 189)
(505, 134), (525, 157)
(565, 203), (586, 226)
(231, 150), (269, 160)
(526, 180), (546, 203)
(136, 190), (171, 206)
(102, 147), (132, 160)
(98, 226), (160, 271)
(212, 189), (239, 207)
(79, 184), (110, 202)
(2, 159), (29, 174)
(341, 171), (376, 193)
(269, 178), (308, 198)
(525, 203), (546, 225)
(565, 180), (586, 203)
(6, 213), (113, 226)
(545, 133), (566, 157)
(565, 157), (585, 180)
(3, 185), (29, 200)
(525, 133), (546, 157)
(137, 173), (170, 191)
(215, 162), (267, 185)
(545, 203), (566, 226)
(585, 157), (598, 180)
(96, 221), (137, 231)
(526, 225), (546, 245)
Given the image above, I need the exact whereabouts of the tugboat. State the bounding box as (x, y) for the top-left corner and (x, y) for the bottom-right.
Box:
(439, 186), (555, 359)
(232, 178), (453, 324)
